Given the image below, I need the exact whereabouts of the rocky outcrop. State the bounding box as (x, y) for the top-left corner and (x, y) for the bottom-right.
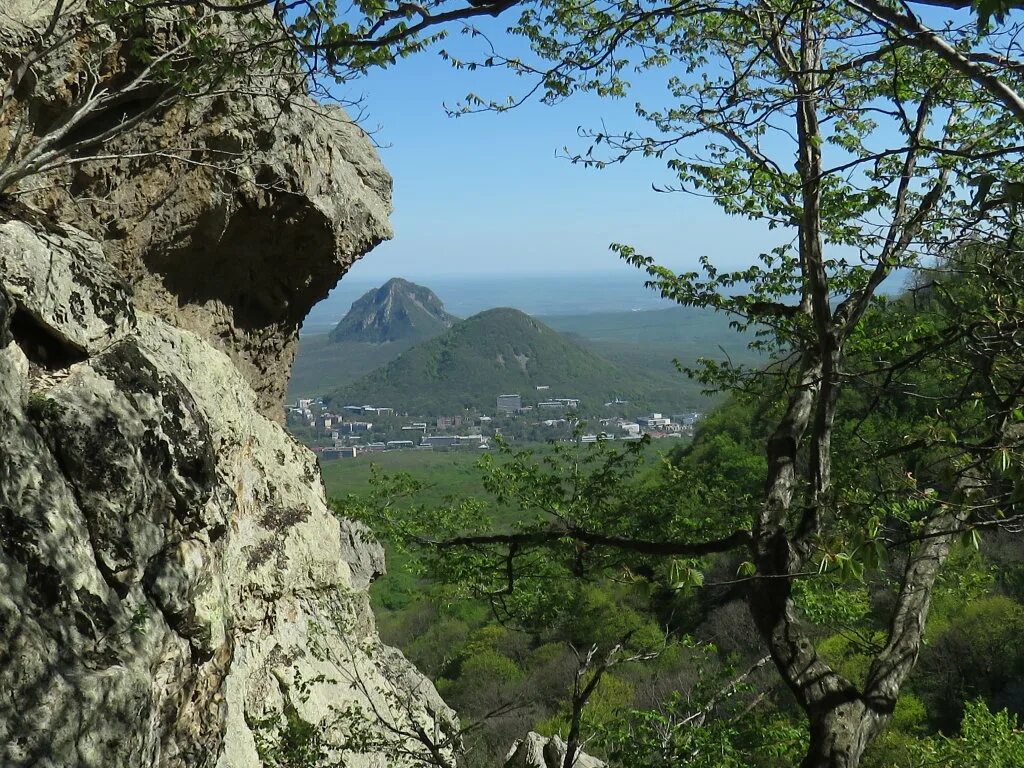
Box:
(504, 733), (606, 768)
(1, 2), (392, 418)
(0, 4), (458, 762)
(329, 278), (457, 344)
(0, 206), (455, 767)
(46, 93), (392, 418)
(0, 6), (458, 765)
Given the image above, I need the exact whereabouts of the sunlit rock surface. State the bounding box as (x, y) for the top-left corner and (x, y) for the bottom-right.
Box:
(504, 732), (606, 768)
(0, 207), (454, 767)
(0, 5), (453, 765)
(1, 1), (392, 418)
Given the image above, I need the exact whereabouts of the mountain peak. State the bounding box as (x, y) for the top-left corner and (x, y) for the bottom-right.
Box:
(327, 308), (658, 413)
(329, 278), (456, 344)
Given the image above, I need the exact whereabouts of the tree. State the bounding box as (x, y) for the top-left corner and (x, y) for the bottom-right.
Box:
(345, 3), (1024, 767)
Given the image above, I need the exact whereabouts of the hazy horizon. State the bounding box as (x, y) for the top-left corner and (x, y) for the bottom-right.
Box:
(302, 269), (680, 335)
(304, 261), (914, 336)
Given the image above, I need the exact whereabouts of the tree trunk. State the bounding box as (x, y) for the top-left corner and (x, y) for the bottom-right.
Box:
(800, 700), (881, 768)
(748, 533), (885, 768)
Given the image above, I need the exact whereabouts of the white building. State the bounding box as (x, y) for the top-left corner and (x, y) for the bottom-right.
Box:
(638, 413), (672, 429)
(321, 446), (358, 460)
(421, 435), (460, 449)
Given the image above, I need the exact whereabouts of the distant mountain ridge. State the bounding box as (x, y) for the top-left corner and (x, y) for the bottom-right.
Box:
(329, 277), (456, 344)
(326, 307), (691, 413)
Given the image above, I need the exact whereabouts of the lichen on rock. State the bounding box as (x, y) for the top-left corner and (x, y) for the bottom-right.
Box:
(0, 6), (453, 767)
(0, 209), (456, 767)
(1, 1), (393, 419)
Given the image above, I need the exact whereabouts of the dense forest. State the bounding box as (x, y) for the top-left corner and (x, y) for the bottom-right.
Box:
(315, 0), (1024, 765)
(340, 257), (1024, 768)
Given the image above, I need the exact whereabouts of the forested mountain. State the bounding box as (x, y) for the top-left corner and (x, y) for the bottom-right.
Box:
(291, 302), (759, 403)
(329, 277), (456, 343)
(325, 307), (694, 413)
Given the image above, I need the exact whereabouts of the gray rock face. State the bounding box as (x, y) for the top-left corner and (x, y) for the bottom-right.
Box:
(0, 206), (136, 361)
(1, 2), (392, 418)
(0, 6), (452, 762)
(49, 94), (392, 418)
(504, 733), (606, 768)
(0, 211), (456, 767)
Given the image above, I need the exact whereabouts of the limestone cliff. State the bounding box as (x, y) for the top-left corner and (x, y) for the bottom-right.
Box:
(504, 734), (605, 768)
(0, 7), (454, 768)
(1, 1), (391, 418)
(0, 205), (456, 768)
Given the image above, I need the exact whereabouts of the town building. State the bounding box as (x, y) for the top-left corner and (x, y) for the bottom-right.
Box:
(338, 421), (372, 434)
(421, 435), (460, 449)
(672, 412), (703, 427)
(638, 413), (672, 429)
(343, 404), (394, 416)
(420, 434), (488, 450)
(316, 414), (338, 430)
(496, 393), (522, 413)
(321, 446), (358, 460)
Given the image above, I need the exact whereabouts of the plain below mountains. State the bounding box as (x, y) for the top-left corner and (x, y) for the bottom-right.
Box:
(324, 307), (698, 414)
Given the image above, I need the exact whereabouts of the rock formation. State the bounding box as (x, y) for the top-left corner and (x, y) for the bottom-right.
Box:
(0, 5), (454, 768)
(1, 2), (392, 418)
(329, 278), (457, 344)
(504, 733), (606, 768)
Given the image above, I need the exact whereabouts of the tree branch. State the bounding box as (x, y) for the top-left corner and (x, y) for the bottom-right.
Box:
(849, 0), (1024, 121)
(427, 527), (752, 557)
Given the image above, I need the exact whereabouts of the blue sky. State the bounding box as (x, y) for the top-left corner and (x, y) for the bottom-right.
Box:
(325, 6), (984, 284)
(332, 21), (774, 281)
